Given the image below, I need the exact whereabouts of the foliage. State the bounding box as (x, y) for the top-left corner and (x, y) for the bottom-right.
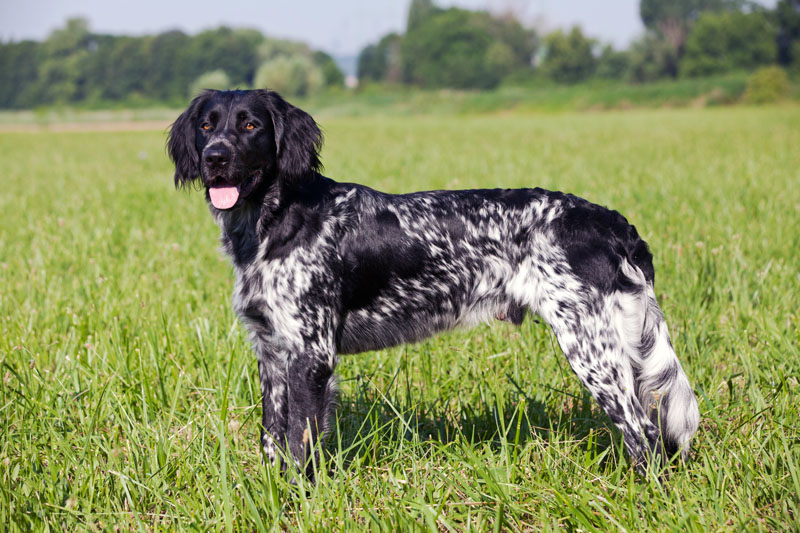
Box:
(361, 1), (536, 89)
(775, 0), (800, 67)
(595, 45), (631, 79)
(255, 38), (342, 95)
(681, 11), (777, 77)
(357, 33), (404, 83)
(2, 106), (800, 530)
(540, 27), (596, 84)
(188, 70), (232, 98)
(402, 8), (501, 89)
(743, 65), (790, 102)
(639, 0), (745, 55)
(407, 0), (438, 32)
(0, 18), (342, 109)
(254, 55), (324, 97)
(627, 32), (680, 81)
(313, 51), (345, 88)
(0, 40), (41, 108)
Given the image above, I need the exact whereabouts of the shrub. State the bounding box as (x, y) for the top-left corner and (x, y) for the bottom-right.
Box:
(254, 55), (324, 97)
(188, 70), (231, 98)
(743, 66), (789, 104)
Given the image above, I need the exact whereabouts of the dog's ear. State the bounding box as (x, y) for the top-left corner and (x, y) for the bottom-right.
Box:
(260, 90), (323, 188)
(168, 91), (212, 189)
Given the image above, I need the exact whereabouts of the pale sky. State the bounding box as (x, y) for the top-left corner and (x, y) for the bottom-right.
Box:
(1, 0), (651, 55)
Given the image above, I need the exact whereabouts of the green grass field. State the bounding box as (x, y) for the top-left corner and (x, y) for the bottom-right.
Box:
(1, 106), (799, 531)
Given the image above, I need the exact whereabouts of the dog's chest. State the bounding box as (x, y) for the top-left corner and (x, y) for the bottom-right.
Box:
(230, 250), (324, 348)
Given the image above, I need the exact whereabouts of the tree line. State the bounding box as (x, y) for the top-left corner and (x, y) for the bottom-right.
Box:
(0, 18), (344, 109)
(1, 1), (798, 109)
(359, 0), (800, 87)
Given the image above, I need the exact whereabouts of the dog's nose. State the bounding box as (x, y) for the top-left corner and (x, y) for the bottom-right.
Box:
(204, 147), (230, 166)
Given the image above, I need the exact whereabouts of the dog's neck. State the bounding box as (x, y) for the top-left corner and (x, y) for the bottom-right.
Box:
(211, 173), (324, 268)
(211, 184), (279, 268)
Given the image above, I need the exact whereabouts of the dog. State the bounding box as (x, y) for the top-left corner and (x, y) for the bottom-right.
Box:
(168, 89), (699, 478)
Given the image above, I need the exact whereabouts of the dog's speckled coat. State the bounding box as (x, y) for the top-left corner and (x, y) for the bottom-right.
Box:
(169, 89), (699, 478)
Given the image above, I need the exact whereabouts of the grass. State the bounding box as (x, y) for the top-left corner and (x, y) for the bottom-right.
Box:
(1, 105), (799, 530)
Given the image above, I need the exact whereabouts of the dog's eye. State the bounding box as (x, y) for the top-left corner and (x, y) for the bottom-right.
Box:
(245, 122), (256, 130)
(201, 123), (212, 131)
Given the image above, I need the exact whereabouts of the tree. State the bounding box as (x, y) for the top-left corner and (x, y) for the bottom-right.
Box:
(312, 51), (345, 88)
(681, 11), (777, 76)
(775, 0), (800, 67)
(144, 31), (193, 101)
(34, 17), (93, 103)
(357, 33), (403, 83)
(596, 45), (630, 80)
(402, 8), (499, 89)
(639, 0), (744, 64)
(407, 0), (437, 32)
(540, 27), (596, 84)
(627, 32), (680, 81)
(0, 41), (41, 108)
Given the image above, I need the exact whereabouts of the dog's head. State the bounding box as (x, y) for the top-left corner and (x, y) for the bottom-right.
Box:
(168, 89), (323, 210)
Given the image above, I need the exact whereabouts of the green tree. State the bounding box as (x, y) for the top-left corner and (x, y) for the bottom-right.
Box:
(540, 27), (596, 84)
(0, 41), (42, 108)
(34, 17), (93, 103)
(681, 11), (777, 76)
(402, 8), (499, 89)
(144, 31), (193, 101)
(640, 0), (744, 64)
(775, 0), (800, 67)
(357, 33), (403, 83)
(407, 0), (438, 31)
(312, 51), (345, 88)
(596, 45), (630, 80)
(627, 32), (680, 81)
(188, 27), (262, 87)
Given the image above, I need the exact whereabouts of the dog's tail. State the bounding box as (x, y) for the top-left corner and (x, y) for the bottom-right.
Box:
(616, 261), (700, 460)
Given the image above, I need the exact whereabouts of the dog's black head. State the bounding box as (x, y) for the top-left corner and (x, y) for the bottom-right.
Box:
(168, 89), (323, 210)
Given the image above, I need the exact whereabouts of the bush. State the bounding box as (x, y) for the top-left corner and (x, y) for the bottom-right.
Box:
(188, 70), (231, 98)
(743, 66), (789, 104)
(253, 55), (324, 97)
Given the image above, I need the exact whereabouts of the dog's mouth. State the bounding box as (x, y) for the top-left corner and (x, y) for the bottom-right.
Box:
(206, 171), (262, 210)
(208, 185), (240, 209)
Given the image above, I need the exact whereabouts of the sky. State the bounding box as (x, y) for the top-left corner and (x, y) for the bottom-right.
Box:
(1, 0), (650, 56)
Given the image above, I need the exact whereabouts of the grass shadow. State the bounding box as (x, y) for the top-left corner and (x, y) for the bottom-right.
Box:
(328, 371), (620, 472)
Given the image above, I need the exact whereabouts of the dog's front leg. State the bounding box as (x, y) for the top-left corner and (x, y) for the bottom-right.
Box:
(284, 348), (338, 480)
(256, 350), (289, 466)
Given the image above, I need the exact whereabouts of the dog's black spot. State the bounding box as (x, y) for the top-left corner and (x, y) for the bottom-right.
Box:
(553, 198), (654, 293)
(340, 209), (429, 311)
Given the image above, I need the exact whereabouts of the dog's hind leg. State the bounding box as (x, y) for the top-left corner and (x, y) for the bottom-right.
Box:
(536, 281), (664, 471)
(626, 278), (699, 461)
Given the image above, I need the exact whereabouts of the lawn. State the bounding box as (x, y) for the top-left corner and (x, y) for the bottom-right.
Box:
(1, 105), (799, 531)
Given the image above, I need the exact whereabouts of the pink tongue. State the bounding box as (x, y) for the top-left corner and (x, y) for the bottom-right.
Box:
(209, 187), (239, 209)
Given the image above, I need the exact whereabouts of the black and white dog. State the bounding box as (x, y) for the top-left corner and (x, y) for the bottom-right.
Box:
(168, 89), (699, 477)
